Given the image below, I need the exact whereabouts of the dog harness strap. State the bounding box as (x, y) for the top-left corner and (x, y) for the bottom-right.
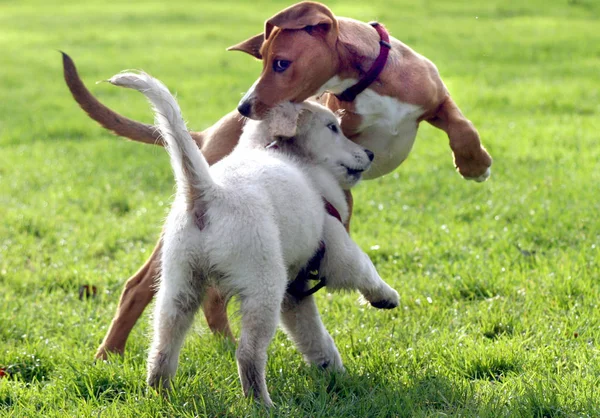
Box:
(287, 241), (327, 299)
(299, 276), (327, 297)
(335, 22), (391, 102)
(286, 199), (343, 300)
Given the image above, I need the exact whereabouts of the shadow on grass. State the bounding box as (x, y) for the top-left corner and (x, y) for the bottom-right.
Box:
(521, 386), (568, 418)
(274, 368), (474, 417)
(464, 357), (520, 382)
(0, 392), (14, 410)
(451, 276), (501, 302)
(482, 321), (515, 340)
(69, 361), (138, 402)
(2, 353), (52, 384)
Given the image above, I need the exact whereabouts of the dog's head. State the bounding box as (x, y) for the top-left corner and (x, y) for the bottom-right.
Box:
(256, 101), (373, 189)
(229, 2), (340, 119)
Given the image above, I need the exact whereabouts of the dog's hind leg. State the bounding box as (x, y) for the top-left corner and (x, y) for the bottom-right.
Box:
(96, 238), (234, 360)
(281, 294), (343, 371)
(202, 288), (235, 341)
(320, 217), (399, 309)
(147, 257), (204, 391)
(233, 265), (287, 406)
(95, 239), (162, 360)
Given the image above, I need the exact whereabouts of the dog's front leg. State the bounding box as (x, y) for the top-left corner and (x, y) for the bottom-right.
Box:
(320, 217), (399, 309)
(427, 95), (492, 182)
(280, 294), (344, 371)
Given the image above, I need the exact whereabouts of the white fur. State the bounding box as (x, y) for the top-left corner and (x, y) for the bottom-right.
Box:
(109, 71), (399, 406)
(317, 76), (422, 179)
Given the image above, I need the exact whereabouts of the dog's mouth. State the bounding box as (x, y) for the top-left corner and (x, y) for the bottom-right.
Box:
(342, 165), (368, 178)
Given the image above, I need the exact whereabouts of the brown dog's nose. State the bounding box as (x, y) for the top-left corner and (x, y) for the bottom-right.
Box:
(237, 100), (252, 117)
(365, 149), (375, 161)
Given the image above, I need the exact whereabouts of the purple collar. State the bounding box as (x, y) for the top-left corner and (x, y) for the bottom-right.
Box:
(335, 22), (391, 102)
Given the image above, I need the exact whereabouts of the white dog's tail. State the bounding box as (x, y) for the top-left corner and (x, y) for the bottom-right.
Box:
(108, 71), (214, 206)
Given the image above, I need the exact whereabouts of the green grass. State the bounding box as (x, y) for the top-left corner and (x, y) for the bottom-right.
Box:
(1, 0), (599, 416)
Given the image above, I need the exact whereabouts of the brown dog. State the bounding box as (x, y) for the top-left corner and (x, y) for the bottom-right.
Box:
(63, 1), (492, 359)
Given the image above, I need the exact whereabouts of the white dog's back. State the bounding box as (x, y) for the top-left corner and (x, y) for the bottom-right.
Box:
(109, 72), (326, 283)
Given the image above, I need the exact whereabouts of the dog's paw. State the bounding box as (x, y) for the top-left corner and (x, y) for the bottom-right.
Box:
(318, 346), (345, 373)
(453, 146), (492, 182)
(369, 288), (399, 310)
(94, 345), (124, 362)
(370, 299), (398, 309)
(147, 372), (172, 392)
(320, 360), (345, 373)
(464, 166), (491, 182)
(147, 351), (175, 391)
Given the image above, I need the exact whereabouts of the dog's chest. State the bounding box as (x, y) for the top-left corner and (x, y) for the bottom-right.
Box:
(352, 90), (422, 179)
(320, 78), (423, 179)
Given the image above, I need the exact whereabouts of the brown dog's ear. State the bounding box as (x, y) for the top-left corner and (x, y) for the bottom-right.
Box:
(265, 1), (338, 41)
(227, 33), (264, 59)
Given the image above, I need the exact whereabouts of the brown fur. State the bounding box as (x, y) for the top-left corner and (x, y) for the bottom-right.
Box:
(235, 7), (491, 178)
(64, 1), (491, 360)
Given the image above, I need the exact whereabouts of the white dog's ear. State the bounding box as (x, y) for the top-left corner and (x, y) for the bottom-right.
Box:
(268, 102), (303, 138)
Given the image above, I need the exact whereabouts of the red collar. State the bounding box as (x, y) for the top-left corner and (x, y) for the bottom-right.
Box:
(323, 198), (343, 223)
(335, 22), (391, 102)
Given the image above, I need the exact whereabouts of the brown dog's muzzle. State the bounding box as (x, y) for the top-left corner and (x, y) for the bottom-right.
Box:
(237, 98), (252, 118)
(236, 94), (273, 120)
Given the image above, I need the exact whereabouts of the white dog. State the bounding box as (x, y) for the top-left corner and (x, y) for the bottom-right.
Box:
(108, 71), (399, 406)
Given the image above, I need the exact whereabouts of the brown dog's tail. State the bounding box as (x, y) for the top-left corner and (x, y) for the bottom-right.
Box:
(61, 51), (165, 146)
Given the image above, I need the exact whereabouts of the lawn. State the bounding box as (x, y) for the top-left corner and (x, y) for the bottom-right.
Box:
(1, 0), (599, 416)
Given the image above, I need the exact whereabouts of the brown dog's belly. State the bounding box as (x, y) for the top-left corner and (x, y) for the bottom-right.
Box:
(348, 90), (423, 180)
(354, 125), (417, 179)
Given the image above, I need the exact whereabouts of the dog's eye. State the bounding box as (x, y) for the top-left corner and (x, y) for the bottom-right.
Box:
(273, 60), (291, 73)
(327, 123), (339, 134)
